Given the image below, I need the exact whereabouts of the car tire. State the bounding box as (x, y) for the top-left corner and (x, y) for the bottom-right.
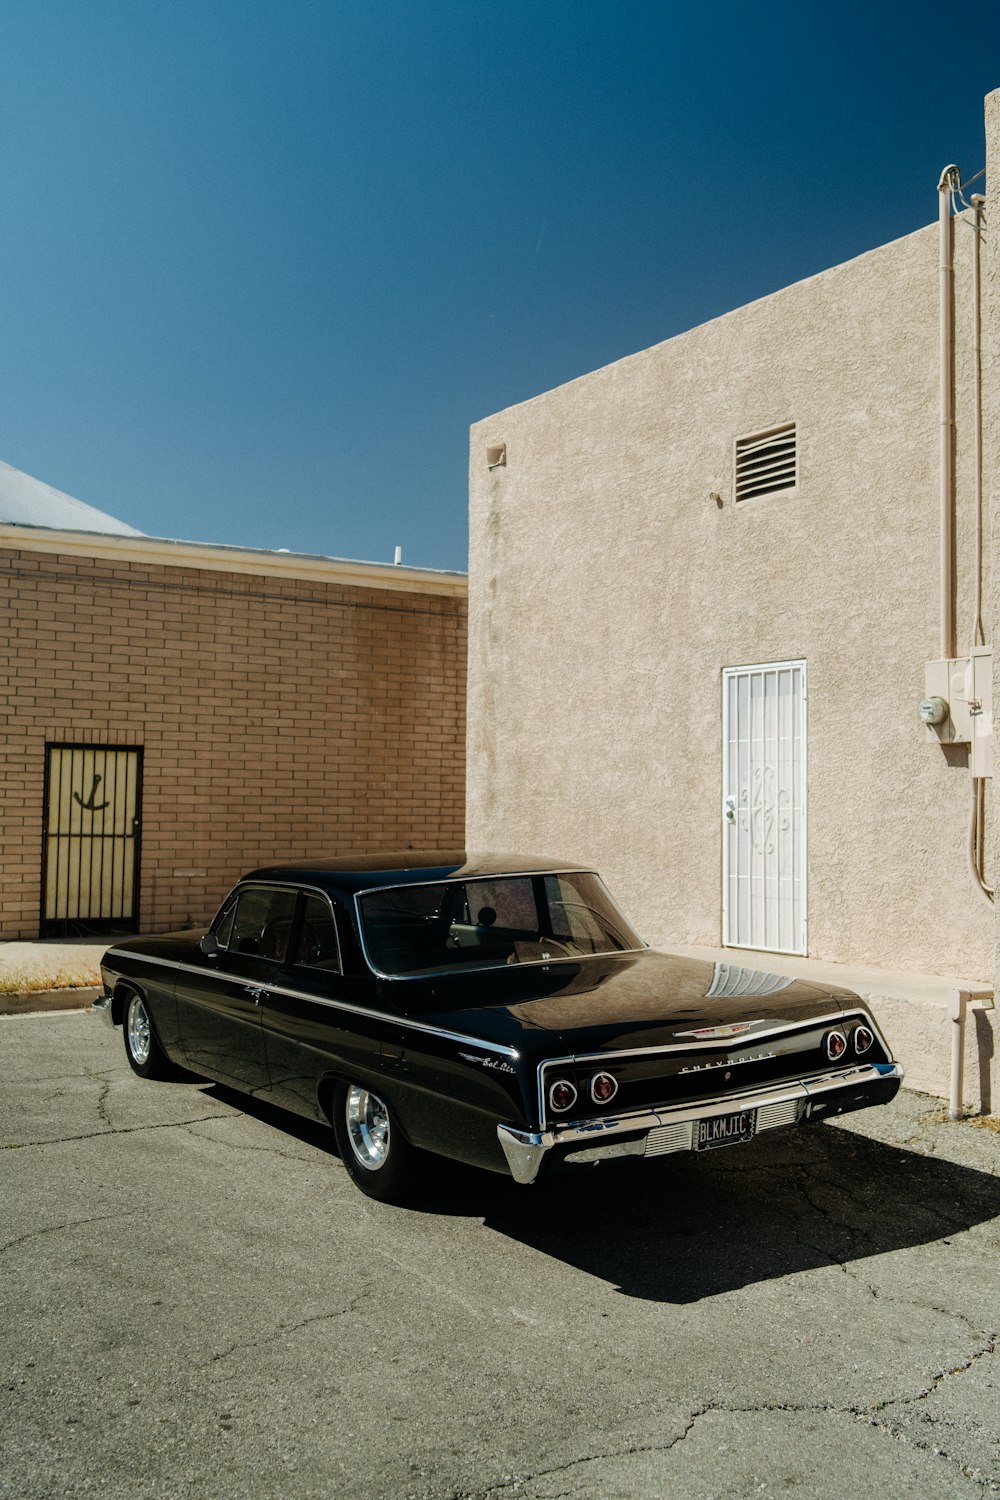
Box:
(331, 1081), (422, 1203)
(122, 991), (173, 1080)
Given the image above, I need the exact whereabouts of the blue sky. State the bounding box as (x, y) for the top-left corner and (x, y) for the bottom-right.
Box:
(0, 1), (997, 571)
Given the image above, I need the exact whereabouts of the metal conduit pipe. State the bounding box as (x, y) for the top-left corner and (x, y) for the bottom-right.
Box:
(965, 190), (993, 906)
(938, 165), (960, 660)
(967, 777), (994, 906)
(971, 193), (986, 648)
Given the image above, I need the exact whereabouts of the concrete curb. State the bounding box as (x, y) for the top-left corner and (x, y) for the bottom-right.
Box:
(0, 986), (101, 1017)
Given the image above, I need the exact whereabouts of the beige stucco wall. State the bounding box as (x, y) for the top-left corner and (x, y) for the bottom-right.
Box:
(469, 210), (991, 981)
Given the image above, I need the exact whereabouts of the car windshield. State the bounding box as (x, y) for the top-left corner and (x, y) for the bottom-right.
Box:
(358, 871), (643, 977)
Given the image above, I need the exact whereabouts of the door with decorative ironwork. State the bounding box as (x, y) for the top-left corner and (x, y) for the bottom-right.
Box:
(41, 745), (143, 936)
(722, 663), (806, 955)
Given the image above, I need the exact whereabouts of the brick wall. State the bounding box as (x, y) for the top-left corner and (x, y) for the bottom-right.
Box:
(0, 544), (467, 938)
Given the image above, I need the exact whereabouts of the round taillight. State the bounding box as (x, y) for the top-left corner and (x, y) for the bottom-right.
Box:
(854, 1024), (874, 1055)
(590, 1071), (618, 1104)
(549, 1079), (578, 1114)
(826, 1029), (847, 1061)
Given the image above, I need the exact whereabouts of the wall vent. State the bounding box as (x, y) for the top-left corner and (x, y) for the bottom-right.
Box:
(734, 422), (797, 503)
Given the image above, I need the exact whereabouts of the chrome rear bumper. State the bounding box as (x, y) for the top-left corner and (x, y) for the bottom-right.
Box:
(497, 1061), (904, 1185)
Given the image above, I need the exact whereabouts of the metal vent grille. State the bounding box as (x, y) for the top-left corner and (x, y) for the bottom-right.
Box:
(756, 1098), (801, 1132)
(735, 423), (796, 503)
(645, 1121), (694, 1157)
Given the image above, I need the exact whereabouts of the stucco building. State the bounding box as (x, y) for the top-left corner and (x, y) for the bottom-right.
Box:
(0, 478), (467, 941)
(468, 94), (1000, 1112)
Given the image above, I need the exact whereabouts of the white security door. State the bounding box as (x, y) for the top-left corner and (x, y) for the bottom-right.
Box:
(722, 662), (807, 955)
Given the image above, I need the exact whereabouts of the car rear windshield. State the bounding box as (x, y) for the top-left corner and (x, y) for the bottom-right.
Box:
(358, 872), (643, 977)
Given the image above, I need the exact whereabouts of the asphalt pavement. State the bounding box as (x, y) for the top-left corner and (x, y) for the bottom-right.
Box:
(1, 1009), (998, 1500)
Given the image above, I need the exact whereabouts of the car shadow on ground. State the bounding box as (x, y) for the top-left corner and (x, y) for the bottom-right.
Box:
(197, 1080), (337, 1155)
(477, 1125), (1000, 1303)
(196, 1082), (1000, 1305)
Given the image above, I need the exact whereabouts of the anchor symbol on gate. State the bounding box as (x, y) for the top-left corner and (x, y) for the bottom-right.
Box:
(73, 773), (110, 812)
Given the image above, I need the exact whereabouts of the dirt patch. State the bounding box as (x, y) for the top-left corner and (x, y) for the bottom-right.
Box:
(0, 944), (106, 995)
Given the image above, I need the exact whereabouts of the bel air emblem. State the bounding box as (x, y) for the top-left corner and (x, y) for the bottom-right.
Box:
(458, 1052), (516, 1075)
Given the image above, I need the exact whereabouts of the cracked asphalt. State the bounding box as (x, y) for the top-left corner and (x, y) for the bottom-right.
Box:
(1, 1011), (998, 1500)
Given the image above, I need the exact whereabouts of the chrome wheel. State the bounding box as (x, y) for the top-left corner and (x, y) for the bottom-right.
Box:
(126, 995), (151, 1066)
(345, 1086), (391, 1171)
(121, 989), (173, 1080)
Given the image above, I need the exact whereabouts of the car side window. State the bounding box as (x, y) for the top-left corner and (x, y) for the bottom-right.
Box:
(290, 894), (342, 973)
(227, 887), (298, 962)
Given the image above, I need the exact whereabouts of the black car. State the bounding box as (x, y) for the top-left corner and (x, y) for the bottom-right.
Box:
(97, 852), (903, 1202)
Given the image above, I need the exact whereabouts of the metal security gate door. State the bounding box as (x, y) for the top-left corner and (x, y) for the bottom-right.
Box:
(41, 745), (142, 935)
(722, 663), (806, 955)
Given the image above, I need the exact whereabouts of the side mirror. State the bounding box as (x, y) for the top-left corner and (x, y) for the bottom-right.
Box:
(199, 933), (220, 959)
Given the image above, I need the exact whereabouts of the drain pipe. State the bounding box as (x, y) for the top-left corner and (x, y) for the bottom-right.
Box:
(938, 165), (960, 660)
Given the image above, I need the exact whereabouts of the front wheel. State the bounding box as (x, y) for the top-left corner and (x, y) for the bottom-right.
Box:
(331, 1082), (423, 1203)
(122, 992), (173, 1079)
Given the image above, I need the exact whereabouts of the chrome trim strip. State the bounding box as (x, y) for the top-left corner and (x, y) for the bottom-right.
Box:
(101, 949), (519, 1058)
(104, 949), (276, 995)
(499, 1062), (904, 1184)
(352, 871), (648, 981)
(105, 949), (191, 969)
(264, 981), (520, 1057)
(353, 868), (602, 898)
(533, 1009), (872, 1128)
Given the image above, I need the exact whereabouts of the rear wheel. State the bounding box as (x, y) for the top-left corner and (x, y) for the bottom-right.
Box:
(332, 1081), (423, 1203)
(122, 992), (172, 1079)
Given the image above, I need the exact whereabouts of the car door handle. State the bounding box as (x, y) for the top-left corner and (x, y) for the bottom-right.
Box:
(244, 986), (267, 1004)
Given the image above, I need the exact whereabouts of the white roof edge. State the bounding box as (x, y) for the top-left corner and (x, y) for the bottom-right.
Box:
(0, 458), (145, 536)
(0, 523), (468, 596)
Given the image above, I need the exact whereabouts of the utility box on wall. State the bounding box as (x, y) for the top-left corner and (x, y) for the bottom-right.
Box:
(970, 646), (993, 778)
(923, 658), (974, 744)
(922, 651), (993, 776)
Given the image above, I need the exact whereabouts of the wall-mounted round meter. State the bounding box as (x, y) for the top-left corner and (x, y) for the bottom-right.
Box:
(918, 696), (949, 726)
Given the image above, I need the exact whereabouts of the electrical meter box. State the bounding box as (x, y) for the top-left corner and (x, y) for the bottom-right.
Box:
(969, 646), (993, 778)
(923, 659), (973, 744)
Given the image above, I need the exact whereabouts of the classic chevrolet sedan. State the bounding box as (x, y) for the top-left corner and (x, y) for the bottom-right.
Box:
(97, 852), (904, 1202)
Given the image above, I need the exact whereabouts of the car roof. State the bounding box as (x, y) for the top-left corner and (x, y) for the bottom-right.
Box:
(239, 851), (589, 895)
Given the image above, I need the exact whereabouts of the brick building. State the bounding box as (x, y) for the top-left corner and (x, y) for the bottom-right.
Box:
(0, 508), (467, 940)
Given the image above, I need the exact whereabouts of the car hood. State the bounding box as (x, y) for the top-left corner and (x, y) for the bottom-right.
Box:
(408, 948), (862, 1054)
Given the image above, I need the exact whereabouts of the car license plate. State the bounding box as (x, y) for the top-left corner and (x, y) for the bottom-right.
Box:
(695, 1109), (757, 1151)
